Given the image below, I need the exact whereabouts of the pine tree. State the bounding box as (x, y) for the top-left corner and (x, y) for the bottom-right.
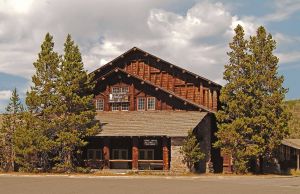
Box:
(54, 34), (99, 172)
(14, 112), (52, 172)
(0, 88), (23, 172)
(25, 33), (60, 171)
(215, 24), (251, 174)
(215, 25), (290, 174)
(180, 130), (205, 172)
(247, 26), (290, 173)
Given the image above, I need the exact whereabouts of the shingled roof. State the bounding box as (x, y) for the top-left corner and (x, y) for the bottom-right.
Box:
(95, 111), (207, 137)
(282, 139), (300, 150)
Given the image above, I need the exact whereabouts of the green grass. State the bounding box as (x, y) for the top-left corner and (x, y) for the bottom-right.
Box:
(285, 99), (300, 138)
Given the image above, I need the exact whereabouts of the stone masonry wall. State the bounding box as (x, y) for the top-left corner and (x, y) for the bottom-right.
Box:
(170, 137), (188, 173)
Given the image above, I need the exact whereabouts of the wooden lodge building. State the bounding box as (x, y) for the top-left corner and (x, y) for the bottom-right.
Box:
(84, 47), (223, 172)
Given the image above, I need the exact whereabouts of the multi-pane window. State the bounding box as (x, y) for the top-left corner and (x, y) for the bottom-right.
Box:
(87, 149), (102, 160)
(112, 87), (120, 94)
(147, 97), (155, 110)
(112, 87), (128, 94)
(112, 149), (128, 159)
(137, 97), (145, 111)
(121, 87), (129, 93)
(121, 102), (129, 111)
(139, 149), (154, 160)
(111, 103), (119, 111)
(95, 99), (104, 111)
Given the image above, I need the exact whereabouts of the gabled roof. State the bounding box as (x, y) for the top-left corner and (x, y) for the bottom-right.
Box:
(91, 47), (222, 88)
(97, 67), (214, 113)
(95, 111), (208, 137)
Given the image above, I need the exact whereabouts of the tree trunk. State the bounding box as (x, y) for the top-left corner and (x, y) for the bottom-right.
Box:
(259, 156), (264, 174)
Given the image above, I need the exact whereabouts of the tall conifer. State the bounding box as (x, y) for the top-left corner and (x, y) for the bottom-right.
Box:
(25, 33), (60, 171)
(0, 88), (23, 172)
(55, 34), (99, 172)
(215, 25), (290, 173)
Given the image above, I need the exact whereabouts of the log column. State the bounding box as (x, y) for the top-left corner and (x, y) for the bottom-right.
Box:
(102, 137), (110, 169)
(208, 89), (213, 110)
(132, 137), (139, 170)
(297, 149), (300, 171)
(212, 90), (218, 111)
(163, 136), (169, 170)
(199, 83), (203, 105)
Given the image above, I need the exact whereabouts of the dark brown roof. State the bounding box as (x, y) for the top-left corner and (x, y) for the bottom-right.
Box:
(95, 111), (207, 137)
(282, 139), (300, 150)
(91, 47), (222, 88)
(97, 68), (214, 113)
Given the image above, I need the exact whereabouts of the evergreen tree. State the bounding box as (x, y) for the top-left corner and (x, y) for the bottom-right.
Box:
(247, 26), (290, 173)
(215, 25), (290, 174)
(25, 33), (60, 171)
(180, 130), (205, 172)
(54, 34), (99, 172)
(0, 88), (23, 172)
(215, 25), (251, 174)
(14, 112), (52, 172)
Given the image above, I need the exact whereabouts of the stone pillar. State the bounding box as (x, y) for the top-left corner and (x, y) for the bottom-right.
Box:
(132, 137), (139, 170)
(162, 136), (169, 170)
(102, 137), (110, 169)
(170, 137), (188, 172)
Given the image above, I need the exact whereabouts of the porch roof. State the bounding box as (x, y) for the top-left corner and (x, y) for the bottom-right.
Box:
(95, 111), (207, 137)
(282, 139), (300, 150)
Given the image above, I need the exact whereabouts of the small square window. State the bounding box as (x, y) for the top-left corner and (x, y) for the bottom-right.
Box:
(121, 87), (129, 93)
(137, 97), (145, 111)
(147, 97), (155, 110)
(87, 149), (102, 160)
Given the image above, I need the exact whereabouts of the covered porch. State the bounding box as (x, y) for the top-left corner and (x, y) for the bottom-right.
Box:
(85, 136), (170, 170)
(84, 111), (208, 171)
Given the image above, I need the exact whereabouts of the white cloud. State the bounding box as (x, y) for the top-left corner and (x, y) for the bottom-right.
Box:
(0, 90), (11, 100)
(277, 52), (300, 64)
(0, 0), (270, 85)
(263, 0), (300, 22)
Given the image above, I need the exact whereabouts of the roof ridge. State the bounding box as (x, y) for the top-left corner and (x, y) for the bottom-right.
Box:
(91, 46), (221, 87)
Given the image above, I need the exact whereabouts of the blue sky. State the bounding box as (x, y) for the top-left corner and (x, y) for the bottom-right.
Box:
(0, 0), (299, 112)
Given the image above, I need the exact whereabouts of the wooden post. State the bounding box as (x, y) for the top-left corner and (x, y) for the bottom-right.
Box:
(212, 90), (218, 111)
(209, 89), (213, 110)
(199, 83), (203, 105)
(297, 149), (300, 171)
(103, 137), (110, 169)
(204, 89), (208, 108)
(163, 137), (169, 170)
(130, 83), (135, 111)
(132, 137), (139, 170)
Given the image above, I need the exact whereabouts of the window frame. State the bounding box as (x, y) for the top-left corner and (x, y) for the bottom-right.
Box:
(137, 97), (145, 111)
(112, 149), (128, 160)
(95, 99), (104, 111)
(87, 149), (102, 160)
(147, 97), (155, 110)
(121, 102), (129, 111)
(138, 149), (154, 160)
(111, 103), (119, 111)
